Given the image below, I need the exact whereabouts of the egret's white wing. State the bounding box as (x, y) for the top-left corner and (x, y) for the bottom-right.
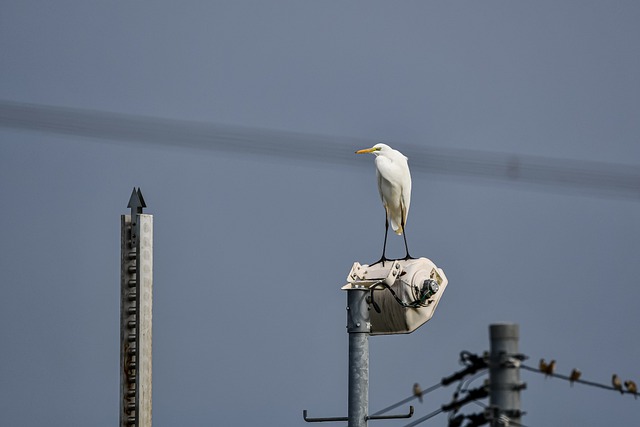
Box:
(375, 155), (410, 235)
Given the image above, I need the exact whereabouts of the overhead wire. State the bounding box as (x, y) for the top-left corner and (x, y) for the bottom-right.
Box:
(468, 401), (533, 427)
(373, 355), (485, 425)
(395, 357), (637, 427)
(493, 415), (531, 427)
(447, 369), (488, 420)
(373, 350), (487, 418)
(401, 407), (445, 427)
(3, 101), (638, 422)
(458, 369), (488, 394)
(335, 350), (636, 426)
(349, 351), (634, 427)
(1, 100), (640, 200)
(371, 382), (443, 416)
(521, 364), (639, 397)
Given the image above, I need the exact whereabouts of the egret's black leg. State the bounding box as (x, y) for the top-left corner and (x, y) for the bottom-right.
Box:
(402, 231), (412, 260)
(372, 215), (389, 266)
(401, 216), (414, 260)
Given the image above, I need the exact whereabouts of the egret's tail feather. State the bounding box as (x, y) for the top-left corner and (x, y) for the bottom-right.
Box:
(391, 221), (403, 235)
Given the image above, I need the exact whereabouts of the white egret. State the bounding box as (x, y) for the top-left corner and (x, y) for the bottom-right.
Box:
(355, 143), (413, 264)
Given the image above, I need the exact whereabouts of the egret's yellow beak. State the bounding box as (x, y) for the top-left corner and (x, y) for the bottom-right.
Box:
(355, 147), (376, 154)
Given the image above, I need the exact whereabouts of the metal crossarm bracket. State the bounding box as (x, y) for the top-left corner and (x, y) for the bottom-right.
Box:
(367, 405), (414, 420)
(382, 260), (402, 287)
(347, 262), (367, 282)
(303, 406), (414, 423)
(303, 410), (348, 423)
(344, 260), (404, 289)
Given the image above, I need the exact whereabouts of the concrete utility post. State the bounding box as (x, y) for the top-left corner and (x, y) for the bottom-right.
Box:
(489, 323), (523, 427)
(120, 188), (153, 427)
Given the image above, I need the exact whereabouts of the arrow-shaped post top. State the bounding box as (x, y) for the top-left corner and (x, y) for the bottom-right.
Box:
(127, 187), (146, 217)
(127, 187), (146, 246)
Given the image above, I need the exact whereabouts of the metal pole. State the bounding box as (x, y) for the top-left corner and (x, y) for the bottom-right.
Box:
(346, 288), (370, 427)
(489, 323), (521, 427)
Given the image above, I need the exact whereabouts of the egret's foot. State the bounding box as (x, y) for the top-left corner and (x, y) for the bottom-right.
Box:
(370, 256), (389, 267)
(402, 253), (416, 261)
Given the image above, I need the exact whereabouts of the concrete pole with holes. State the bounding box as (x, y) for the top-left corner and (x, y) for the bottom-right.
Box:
(488, 323), (522, 427)
(120, 188), (153, 427)
(346, 287), (371, 427)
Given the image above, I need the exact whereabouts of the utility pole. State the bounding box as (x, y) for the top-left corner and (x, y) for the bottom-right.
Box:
(303, 258), (448, 426)
(488, 323), (524, 427)
(120, 188), (153, 427)
(346, 287), (370, 427)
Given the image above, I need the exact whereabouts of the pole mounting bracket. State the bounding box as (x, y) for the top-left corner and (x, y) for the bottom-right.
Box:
(345, 260), (404, 288)
(302, 406), (414, 423)
(347, 262), (367, 282)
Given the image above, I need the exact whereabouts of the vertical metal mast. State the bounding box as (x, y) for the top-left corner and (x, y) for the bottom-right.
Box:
(489, 323), (522, 427)
(346, 287), (370, 427)
(303, 259), (444, 425)
(120, 188), (153, 427)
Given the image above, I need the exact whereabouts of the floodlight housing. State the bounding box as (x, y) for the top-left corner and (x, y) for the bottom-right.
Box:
(342, 257), (448, 335)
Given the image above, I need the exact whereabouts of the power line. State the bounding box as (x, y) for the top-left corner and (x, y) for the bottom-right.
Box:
(346, 346), (636, 427)
(372, 351), (487, 417)
(384, 356), (637, 427)
(470, 401), (532, 427)
(401, 407), (445, 427)
(1, 100), (639, 200)
(458, 369), (488, 394)
(371, 382), (443, 416)
(521, 364), (639, 398)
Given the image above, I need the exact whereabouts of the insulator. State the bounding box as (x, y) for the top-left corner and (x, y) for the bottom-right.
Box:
(128, 321), (136, 329)
(128, 293), (137, 301)
(128, 265), (137, 274)
(128, 279), (136, 287)
(128, 334), (136, 342)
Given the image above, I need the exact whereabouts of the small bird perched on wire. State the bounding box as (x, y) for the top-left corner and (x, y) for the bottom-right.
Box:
(545, 360), (556, 377)
(569, 368), (581, 386)
(539, 359), (556, 378)
(356, 143), (412, 265)
(539, 359), (548, 373)
(612, 374), (623, 394)
(413, 383), (423, 403)
(624, 380), (637, 399)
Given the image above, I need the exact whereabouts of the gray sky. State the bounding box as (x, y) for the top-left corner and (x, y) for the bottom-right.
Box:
(1, 2), (639, 426)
